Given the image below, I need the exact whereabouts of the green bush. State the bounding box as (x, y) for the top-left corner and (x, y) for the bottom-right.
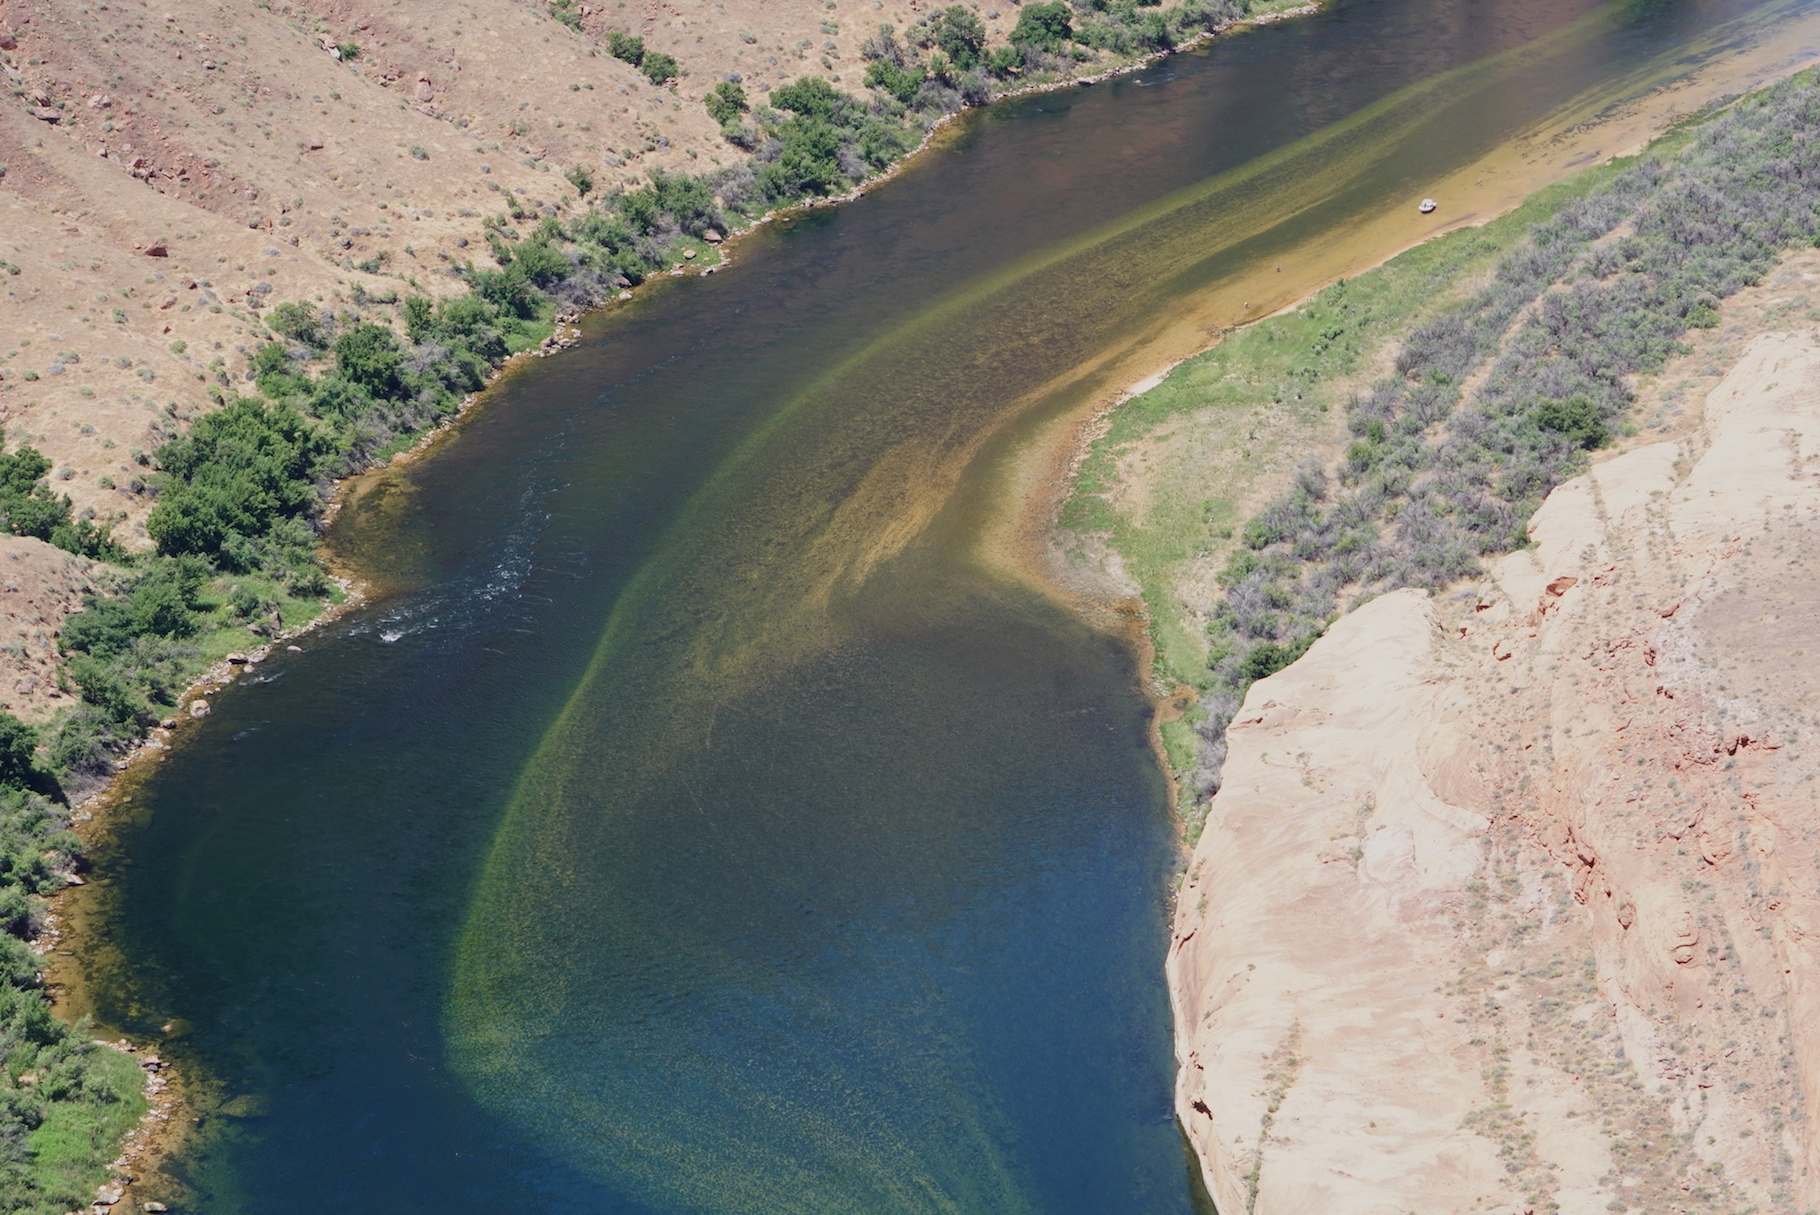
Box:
(986, 45), (1024, 78)
(61, 558), (207, 658)
(606, 30), (644, 66)
(0, 435), (120, 560)
(641, 52), (679, 86)
(770, 76), (848, 121)
(333, 322), (405, 400)
(934, 6), (987, 70)
(1011, 2), (1073, 51)
(146, 398), (332, 564)
(705, 80), (748, 126)
(865, 58), (926, 105)
(0, 717), (35, 790)
(1534, 394), (1608, 450)
(758, 117), (845, 200)
(266, 301), (327, 350)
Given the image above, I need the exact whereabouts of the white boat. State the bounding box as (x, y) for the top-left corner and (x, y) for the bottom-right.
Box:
(1419, 197), (1438, 214)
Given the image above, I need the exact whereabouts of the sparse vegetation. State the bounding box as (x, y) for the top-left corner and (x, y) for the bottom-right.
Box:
(640, 52), (680, 86)
(549, 0), (582, 32)
(1070, 70), (1820, 832)
(0, 711), (148, 1214)
(705, 79), (750, 128)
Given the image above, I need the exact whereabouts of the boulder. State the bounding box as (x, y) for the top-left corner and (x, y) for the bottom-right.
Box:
(189, 699), (210, 719)
(142, 241), (169, 258)
(30, 105), (60, 123)
(702, 228), (723, 244)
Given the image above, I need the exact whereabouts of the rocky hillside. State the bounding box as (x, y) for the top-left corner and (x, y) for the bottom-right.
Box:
(1170, 249), (1820, 1214)
(0, 0), (953, 550)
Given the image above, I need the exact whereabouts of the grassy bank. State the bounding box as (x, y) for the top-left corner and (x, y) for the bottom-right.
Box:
(1067, 70), (1820, 837)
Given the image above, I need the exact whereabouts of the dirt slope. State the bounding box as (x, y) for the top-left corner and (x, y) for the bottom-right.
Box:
(1170, 251), (1820, 1213)
(0, 0), (961, 543)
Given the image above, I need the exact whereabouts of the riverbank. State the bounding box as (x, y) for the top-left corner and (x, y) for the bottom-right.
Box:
(1050, 20), (1820, 832)
(1139, 60), (1820, 1210)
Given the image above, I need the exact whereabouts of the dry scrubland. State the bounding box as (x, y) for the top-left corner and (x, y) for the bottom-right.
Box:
(1152, 76), (1820, 1214)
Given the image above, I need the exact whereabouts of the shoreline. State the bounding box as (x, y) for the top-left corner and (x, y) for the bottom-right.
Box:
(1008, 39), (1820, 849)
(39, 4), (1330, 1205)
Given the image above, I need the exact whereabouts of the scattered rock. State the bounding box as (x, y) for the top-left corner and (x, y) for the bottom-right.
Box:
(143, 1203), (170, 1213)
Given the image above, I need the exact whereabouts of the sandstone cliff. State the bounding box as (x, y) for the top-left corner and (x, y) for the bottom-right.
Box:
(1170, 253), (1820, 1213)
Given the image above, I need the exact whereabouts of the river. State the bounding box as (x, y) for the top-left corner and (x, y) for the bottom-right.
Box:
(60, 0), (1820, 1209)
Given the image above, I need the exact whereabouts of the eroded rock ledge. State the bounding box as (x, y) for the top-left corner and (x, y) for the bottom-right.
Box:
(1171, 299), (1820, 1212)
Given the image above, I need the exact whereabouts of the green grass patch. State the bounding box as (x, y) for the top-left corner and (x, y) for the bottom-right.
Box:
(22, 1044), (148, 1208)
(1066, 146), (1651, 689)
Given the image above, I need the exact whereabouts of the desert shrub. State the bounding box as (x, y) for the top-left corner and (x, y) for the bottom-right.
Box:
(934, 6), (987, 70)
(606, 31), (644, 66)
(1533, 394), (1608, 450)
(865, 58), (926, 105)
(705, 79), (748, 126)
(147, 398), (332, 563)
(641, 52), (679, 86)
(266, 301), (328, 350)
(1011, 2), (1073, 51)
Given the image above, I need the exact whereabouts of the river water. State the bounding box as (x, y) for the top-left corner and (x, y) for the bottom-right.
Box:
(64, 0), (1819, 1210)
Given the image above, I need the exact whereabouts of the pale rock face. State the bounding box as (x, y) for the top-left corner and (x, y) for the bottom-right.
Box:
(1171, 295), (1820, 1212)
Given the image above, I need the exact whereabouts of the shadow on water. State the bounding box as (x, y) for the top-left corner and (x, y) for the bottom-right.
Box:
(62, 0), (1820, 1210)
